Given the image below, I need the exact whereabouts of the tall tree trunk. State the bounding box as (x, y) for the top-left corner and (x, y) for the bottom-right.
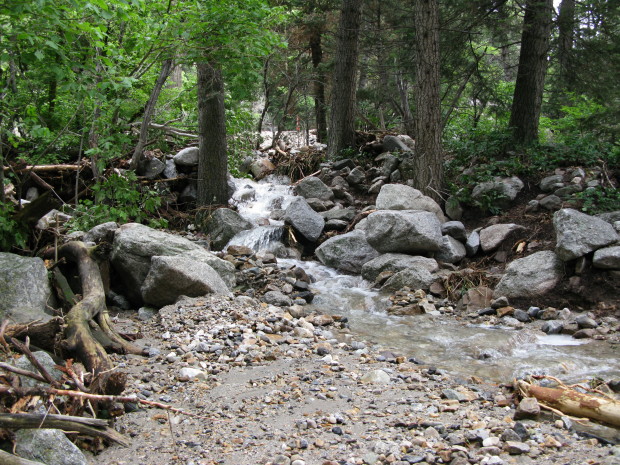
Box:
(412, 0), (443, 201)
(310, 30), (328, 143)
(327, 0), (363, 159)
(509, 0), (553, 145)
(557, 0), (576, 91)
(196, 61), (229, 207)
(129, 58), (174, 170)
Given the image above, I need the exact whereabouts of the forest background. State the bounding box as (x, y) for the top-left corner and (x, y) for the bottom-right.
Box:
(0, 0), (618, 251)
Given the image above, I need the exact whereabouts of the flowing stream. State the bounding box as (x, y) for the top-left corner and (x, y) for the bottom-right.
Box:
(228, 177), (620, 383)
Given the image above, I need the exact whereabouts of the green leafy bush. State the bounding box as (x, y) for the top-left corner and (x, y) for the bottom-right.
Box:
(575, 188), (620, 214)
(67, 172), (167, 232)
(0, 203), (27, 252)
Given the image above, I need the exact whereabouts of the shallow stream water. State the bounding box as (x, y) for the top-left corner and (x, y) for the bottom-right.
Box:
(229, 177), (620, 383)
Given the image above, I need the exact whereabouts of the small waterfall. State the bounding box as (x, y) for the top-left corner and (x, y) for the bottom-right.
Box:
(228, 175), (294, 253)
(227, 225), (286, 253)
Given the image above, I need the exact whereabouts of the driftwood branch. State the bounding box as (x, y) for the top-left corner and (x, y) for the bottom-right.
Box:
(4, 164), (86, 173)
(516, 379), (620, 427)
(0, 449), (46, 465)
(0, 385), (204, 419)
(10, 338), (61, 388)
(0, 362), (48, 384)
(0, 413), (128, 446)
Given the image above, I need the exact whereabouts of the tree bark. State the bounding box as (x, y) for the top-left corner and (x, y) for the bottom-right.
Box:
(327, 0), (363, 159)
(310, 29), (328, 143)
(129, 58), (174, 170)
(196, 61), (229, 207)
(412, 0), (443, 201)
(557, 0), (576, 91)
(509, 0), (553, 145)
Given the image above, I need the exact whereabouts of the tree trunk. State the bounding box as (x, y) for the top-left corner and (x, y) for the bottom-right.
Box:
(412, 0), (443, 201)
(196, 61), (229, 207)
(129, 58), (174, 171)
(509, 0), (553, 145)
(327, 0), (363, 159)
(557, 0), (576, 91)
(310, 30), (328, 143)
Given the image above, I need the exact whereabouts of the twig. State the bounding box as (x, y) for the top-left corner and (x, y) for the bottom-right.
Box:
(0, 362), (48, 384)
(0, 385), (218, 420)
(10, 338), (61, 388)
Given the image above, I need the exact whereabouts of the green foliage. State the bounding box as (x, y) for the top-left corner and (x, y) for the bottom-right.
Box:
(0, 203), (27, 252)
(226, 102), (257, 178)
(575, 188), (620, 215)
(66, 172), (167, 231)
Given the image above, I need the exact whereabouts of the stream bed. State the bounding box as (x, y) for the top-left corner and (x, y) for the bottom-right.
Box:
(230, 177), (620, 383)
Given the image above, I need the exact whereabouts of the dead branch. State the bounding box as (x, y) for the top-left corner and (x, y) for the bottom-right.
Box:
(0, 449), (46, 465)
(4, 164), (86, 173)
(2, 318), (63, 353)
(0, 362), (48, 384)
(0, 413), (128, 446)
(0, 385), (204, 419)
(10, 338), (61, 388)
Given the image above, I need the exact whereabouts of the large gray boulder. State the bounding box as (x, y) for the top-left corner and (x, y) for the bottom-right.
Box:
(365, 210), (443, 254)
(593, 246), (620, 269)
(83, 221), (118, 244)
(435, 236), (467, 264)
(173, 146), (199, 166)
(315, 230), (379, 274)
(479, 223), (525, 252)
(554, 208), (619, 261)
(250, 158), (276, 180)
(471, 176), (524, 210)
(14, 428), (87, 465)
(361, 253), (439, 282)
(0, 253), (53, 323)
(141, 256), (230, 307)
(294, 176), (334, 201)
(204, 208), (253, 250)
(111, 223), (235, 304)
(375, 184), (446, 222)
(284, 197), (325, 242)
(320, 206), (356, 222)
(382, 135), (412, 153)
(381, 267), (436, 292)
(494, 251), (564, 299)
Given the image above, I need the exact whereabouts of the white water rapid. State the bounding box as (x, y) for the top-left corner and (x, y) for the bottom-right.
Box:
(227, 176), (620, 383)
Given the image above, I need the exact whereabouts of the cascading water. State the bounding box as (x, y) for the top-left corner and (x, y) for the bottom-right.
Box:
(228, 175), (620, 383)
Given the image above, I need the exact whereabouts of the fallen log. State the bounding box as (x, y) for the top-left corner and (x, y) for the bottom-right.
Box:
(516, 379), (620, 427)
(0, 413), (128, 446)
